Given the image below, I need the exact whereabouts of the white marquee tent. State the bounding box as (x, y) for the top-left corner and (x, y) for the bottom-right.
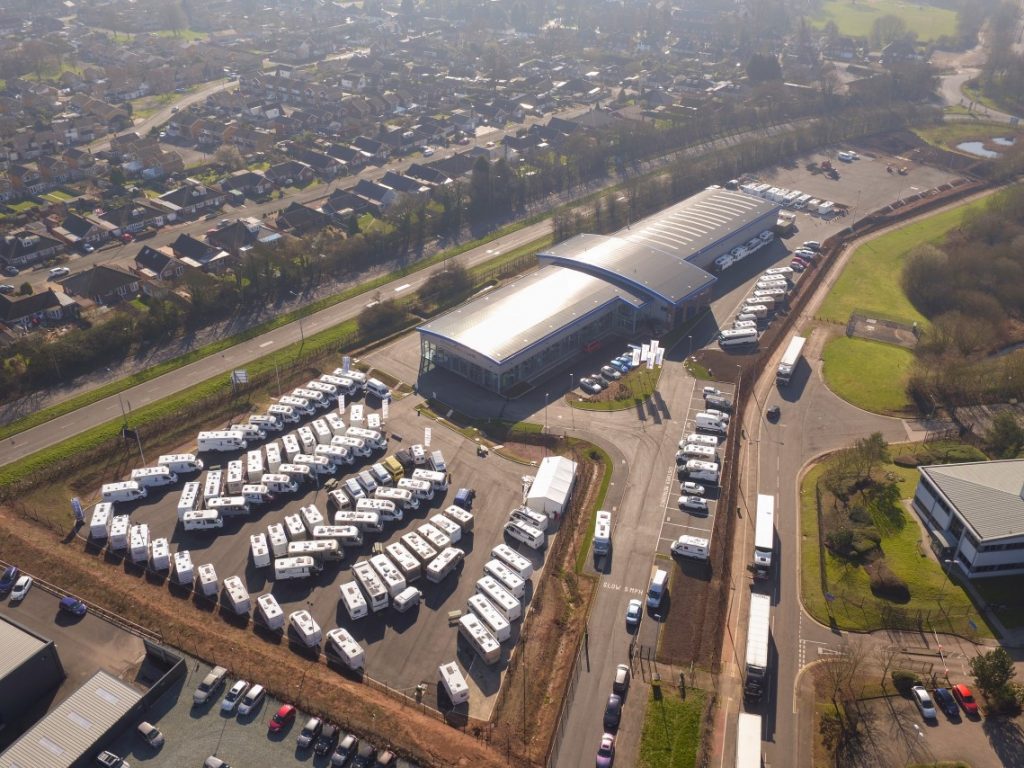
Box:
(526, 456), (578, 518)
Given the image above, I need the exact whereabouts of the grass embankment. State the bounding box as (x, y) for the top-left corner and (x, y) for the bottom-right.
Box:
(574, 445), (613, 574)
(800, 446), (993, 639)
(638, 686), (707, 768)
(808, 0), (957, 42)
(822, 337), (915, 414)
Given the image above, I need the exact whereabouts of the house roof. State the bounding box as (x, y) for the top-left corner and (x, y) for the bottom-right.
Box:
(171, 234), (216, 262)
(1, 231), (63, 261)
(134, 245), (176, 274)
(276, 202), (329, 232)
(921, 460), (1024, 541)
(0, 289), (74, 322)
(61, 214), (99, 238)
(59, 265), (137, 298)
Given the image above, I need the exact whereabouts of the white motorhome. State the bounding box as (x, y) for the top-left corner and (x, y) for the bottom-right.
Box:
(328, 488), (352, 512)
(346, 426), (386, 451)
(392, 586), (422, 613)
(484, 559), (526, 598)
(101, 481), (147, 503)
(412, 468), (448, 492)
(313, 525), (364, 548)
(352, 560), (389, 612)
(196, 562), (218, 596)
(281, 433), (301, 462)
(225, 459), (244, 494)
(719, 328), (758, 347)
(150, 537), (170, 571)
(292, 387), (329, 410)
(314, 443), (353, 468)
(339, 581), (369, 621)
(322, 374), (357, 397)
(671, 534), (711, 560)
(262, 473), (299, 494)
(158, 454), (204, 474)
(356, 497), (401, 523)
(228, 424), (266, 443)
(476, 575), (521, 621)
(248, 414), (283, 433)
(197, 430), (247, 453)
(397, 477), (433, 501)
(430, 513), (462, 544)
(129, 523), (151, 563)
(400, 531), (438, 564)
(182, 509), (224, 531)
(177, 482), (201, 520)
(740, 303), (769, 319)
(694, 412), (728, 434)
(173, 549), (194, 586)
(333, 509), (383, 534)
(306, 380), (339, 402)
(683, 459), (720, 484)
(510, 506), (548, 532)
(300, 504), (325, 533)
(324, 411), (347, 436)
(369, 553), (407, 598)
(284, 513), (306, 541)
(287, 539), (343, 563)
(335, 369), (367, 391)
(438, 661), (470, 705)
(678, 444), (718, 462)
(310, 418), (333, 446)
(296, 425), (317, 454)
(208, 496), (249, 517)
(267, 523), (289, 557)
(223, 576), (251, 615)
(203, 469), (223, 503)
(326, 627), (365, 670)
(130, 466), (179, 488)
(256, 593), (284, 630)
(683, 433), (720, 448)
(267, 403), (300, 424)
(376, 486), (417, 511)
(491, 543), (534, 579)
(240, 484), (272, 505)
(289, 610), (323, 648)
(332, 435), (371, 459)
(468, 593), (512, 642)
(593, 509), (612, 556)
(250, 533), (271, 568)
(278, 395), (315, 416)
(443, 504), (474, 532)
(90, 502), (113, 539)
(246, 450), (265, 483)
(278, 463), (312, 483)
(458, 614), (501, 665)
(385, 541), (422, 582)
(274, 555), (321, 580)
(425, 546), (464, 583)
(418, 522), (452, 551)
(109, 515), (130, 550)
(504, 519), (545, 550)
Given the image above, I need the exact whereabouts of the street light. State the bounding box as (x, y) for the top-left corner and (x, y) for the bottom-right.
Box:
(289, 289), (305, 344)
(569, 373), (575, 430)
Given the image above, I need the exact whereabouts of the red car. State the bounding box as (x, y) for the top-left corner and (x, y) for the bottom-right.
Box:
(268, 704), (296, 733)
(951, 684), (979, 717)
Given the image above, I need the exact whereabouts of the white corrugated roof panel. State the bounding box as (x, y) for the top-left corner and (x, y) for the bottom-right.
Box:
(0, 617), (46, 680)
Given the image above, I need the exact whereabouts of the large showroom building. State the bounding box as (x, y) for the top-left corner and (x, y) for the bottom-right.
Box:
(417, 187), (779, 394)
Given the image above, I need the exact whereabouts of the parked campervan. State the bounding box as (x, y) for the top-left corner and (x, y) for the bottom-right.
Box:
(385, 541), (422, 582)
(683, 459), (720, 484)
(264, 442), (282, 473)
(347, 426), (386, 451)
(369, 462), (393, 487)
(284, 513), (306, 541)
(173, 550), (193, 585)
(683, 433), (720, 448)
(228, 424), (266, 443)
(268, 403), (300, 424)
(491, 543), (534, 579)
(352, 560), (389, 612)
(365, 378), (391, 401)
(197, 430), (247, 453)
(90, 502), (113, 539)
(241, 484), (272, 505)
(443, 504), (474, 532)
(332, 435), (371, 458)
(376, 486), (416, 511)
(101, 481), (147, 503)
(207, 496), (249, 517)
(296, 426), (316, 454)
(392, 586), (423, 613)
(306, 381), (338, 403)
(326, 627), (364, 670)
(357, 497), (401, 523)
(267, 523), (288, 557)
(328, 488), (352, 512)
(333, 509), (383, 534)
(278, 395), (315, 416)
(370, 553), (407, 597)
(438, 662), (470, 704)
(256, 593), (284, 630)
(458, 613), (500, 665)
(430, 513), (462, 544)
(398, 477), (433, 501)
(468, 593), (512, 642)
(694, 412), (728, 434)
(249, 414), (283, 433)
(250, 533), (271, 568)
(129, 523), (151, 564)
(292, 387), (329, 410)
(176, 482), (201, 521)
(647, 567), (668, 608)
(504, 519), (545, 550)
(313, 525), (364, 548)
(182, 510), (224, 531)
(202, 470), (222, 503)
(425, 547), (465, 583)
(278, 463), (312, 483)
(356, 469), (378, 495)
(158, 454), (204, 474)
(719, 328), (758, 347)
(246, 450), (265, 483)
(418, 522), (452, 551)
(476, 575), (522, 621)
(274, 556), (321, 580)
(289, 610), (323, 648)
(412, 468), (448, 492)
(509, 506), (548, 532)
(293, 453), (333, 476)
(225, 460), (244, 494)
(343, 477), (366, 503)
(310, 418), (333, 446)
(109, 515), (130, 549)
(300, 504), (325, 533)
(671, 534), (711, 560)
(400, 531), (438, 564)
(287, 539), (342, 563)
(740, 303), (769, 319)
(321, 374), (357, 397)
(314, 443), (353, 468)
(678, 444), (718, 461)
(484, 559), (526, 598)
(339, 581), (368, 620)
(262, 473), (299, 495)
(196, 562), (218, 596)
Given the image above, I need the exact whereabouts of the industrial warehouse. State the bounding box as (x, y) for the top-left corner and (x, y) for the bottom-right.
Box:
(417, 187), (779, 394)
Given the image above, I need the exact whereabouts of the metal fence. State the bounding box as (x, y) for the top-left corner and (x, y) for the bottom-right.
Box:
(546, 622), (588, 768)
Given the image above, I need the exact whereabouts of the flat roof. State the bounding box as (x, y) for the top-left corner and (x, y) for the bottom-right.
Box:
(619, 187), (777, 260)
(0, 671), (142, 768)
(538, 233), (717, 305)
(0, 617), (47, 680)
(921, 460), (1024, 541)
(418, 265), (645, 365)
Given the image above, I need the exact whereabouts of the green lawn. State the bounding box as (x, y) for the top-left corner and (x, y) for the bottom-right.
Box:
(569, 366), (662, 411)
(818, 197), (991, 328)
(8, 200), (39, 213)
(822, 336), (914, 414)
(152, 28), (208, 41)
(638, 686), (706, 768)
(809, 0), (957, 43)
(799, 462), (993, 639)
(912, 122), (1020, 151)
(971, 577), (1024, 629)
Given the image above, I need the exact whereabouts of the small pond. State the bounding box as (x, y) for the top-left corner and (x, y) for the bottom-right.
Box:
(956, 141), (1001, 158)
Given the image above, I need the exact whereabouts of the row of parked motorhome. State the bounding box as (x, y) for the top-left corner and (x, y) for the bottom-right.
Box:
(717, 264), (798, 350)
(738, 181), (836, 217)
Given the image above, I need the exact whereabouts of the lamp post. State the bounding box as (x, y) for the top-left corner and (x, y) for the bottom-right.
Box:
(289, 290), (305, 345)
(569, 373), (575, 430)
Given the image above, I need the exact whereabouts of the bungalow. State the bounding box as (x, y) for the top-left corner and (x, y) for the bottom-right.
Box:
(207, 218), (283, 256)
(133, 245), (186, 282)
(59, 265), (140, 305)
(265, 160), (315, 187)
(352, 136), (389, 163)
(92, 200), (166, 235)
(49, 213), (115, 248)
(1, 231), (65, 268)
(220, 169), (274, 198)
(380, 171), (430, 196)
(404, 163), (452, 187)
(0, 288), (79, 329)
(170, 233), (232, 273)
(288, 147), (345, 179)
(157, 181), (226, 218)
(353, 179), (398, 210)
(275, 202), (331, 235)
(323, 188), (379, 219)
(327, 143), (368, 171)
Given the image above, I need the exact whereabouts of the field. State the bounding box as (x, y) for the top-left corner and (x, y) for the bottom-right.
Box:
(912, 121), (1021, 151)
(799, 460), (992, 639)
(821, 336), (914, 414)
(638, 686), (707, 768)
(809, 0), (957, 43)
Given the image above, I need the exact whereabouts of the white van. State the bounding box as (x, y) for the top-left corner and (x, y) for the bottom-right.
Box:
(278, 395), (315, 416)
(357, 497), (401, 523)
(101, 481), (147, 503)
(671, 534), (710, 560)
(262, 473), (299, 495)
(344, 477), (366, 503)
(504, 519), (545, 550)
(356, 469), (378, 494)
(268, 404), (300, 424)
(339, 581), (368, 620)
(197, 430), (247, 453)
(365, 378), (391, 401)
(694, 412), (728, 434)
(398, 477), (433, 501)
(647, 567), (668, 608)
(158, 454), (204, 474)
(392, 586), (423, 613)
(131, 466), (179, 488)
(182, 510), (224, 531)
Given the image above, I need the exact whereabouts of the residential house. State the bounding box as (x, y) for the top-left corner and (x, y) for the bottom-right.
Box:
(1, 231), (64, 268)
(170, 233), (232, 273)
(265, 160), (315, 187)
(206, 217), (283, 256)
(322, 188), (379, 220)
(49, 213), (115, 248)
(404, 163), (453, 187)
(8, 164), (46, 195)
(326, 144), (368, 172)
(881, 38), (923, 67)
(156, 180), (227, 219)
(59, 265), (141, 305)
(92, 200), (167, 235)
(0, 289), (79, 329)
(352, 136), (389, 163)
(220, 169), (274, 198)
(275, 202), (331, 235)
(353, 179), (398, 210)
(132, 245), (187, 295)
(380, 171), (430, 197)
(287, 147), (346, 179)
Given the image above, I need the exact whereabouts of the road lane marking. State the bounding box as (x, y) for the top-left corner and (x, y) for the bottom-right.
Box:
(258, 341), (274, 348)
(394, 283), (411, 292)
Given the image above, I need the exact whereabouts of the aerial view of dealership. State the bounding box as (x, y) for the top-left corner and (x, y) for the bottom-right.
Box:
(4, 1), (1024, 767)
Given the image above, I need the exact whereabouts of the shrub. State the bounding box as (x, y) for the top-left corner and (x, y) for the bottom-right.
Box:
(868, 561), (910, 602)
(850, 530), (881, 558)
(893, 454), (920, 468)
(825, 528), (854, 555)
(891, 669), (922, 695)
(849, 505), (872, 524)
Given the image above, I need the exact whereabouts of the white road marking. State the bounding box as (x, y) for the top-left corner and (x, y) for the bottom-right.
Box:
(258, 341), (274, 348)
(394, 283), (412, 292)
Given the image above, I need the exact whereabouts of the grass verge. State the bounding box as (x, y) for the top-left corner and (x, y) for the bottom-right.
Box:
(799, 456), (993, 639)
(821, 336), (914, 414)
(569, 366), (662, 411)
(808, 0), (956, 42)
(574, 444), (613, 574)
(638, 686), (707, 768)
(818, 197), (991, 328)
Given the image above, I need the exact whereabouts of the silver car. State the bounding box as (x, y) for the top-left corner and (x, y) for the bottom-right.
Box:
(678, 496), (709, 513)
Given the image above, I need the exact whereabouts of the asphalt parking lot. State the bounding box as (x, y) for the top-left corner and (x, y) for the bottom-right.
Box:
(87, 389), (552, 721)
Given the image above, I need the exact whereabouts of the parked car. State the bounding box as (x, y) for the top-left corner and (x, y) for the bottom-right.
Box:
(82, 243), (95, 253)
(10, 574), (32, 601)
(933, 687), (959, 718)
(237, 684), (265, 716)
(331, 733), (359, 765)
(788, 260), (807, 272)
(0, 565), (19, 595)
(137, 721), (164, 748)
(595, 733), (616, 768)
(297, 716), (323, 748)
(315, 723), (340, 756)
(579, 378), (603, 395)
(681, 481), (706, 496)
(95, 751), (129, 767)
(1, 265), (18, 276)
(351, 740), (377, 768)
(600, 365), (622, 381)
(374, 749), (396, 766)
(48, 266), (70, 278)
(0, 284), (14, 294)
(587, 374), (608, 390)
(203, 758), (230, 768)
(608, 359), (629, 373)
(767, 405), (781, 421)
(612, 664), (631, 694)
(268, 704), (296, 733)
(678, 496), (709, 513)
(951, 683), (979, 716)
(59, 596), (88, 616)
(911, 685), (937, 720)
(702, 386), (722, 398)
(603, 694), (623, 731)
(802, 240), (821, 252)
(193, 666), (227, 705)
(221, 680), (250, 713)
(625, 599), (642, 628)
